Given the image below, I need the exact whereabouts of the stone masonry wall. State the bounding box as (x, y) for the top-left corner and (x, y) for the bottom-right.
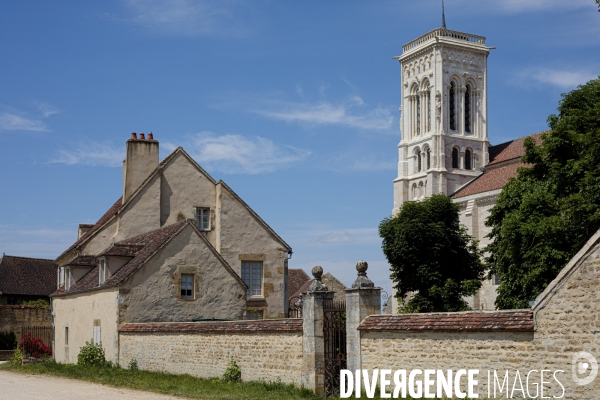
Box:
(118, 320), (303, 385)
(0, 305), (51, 339)
(360, 233), (600, 400)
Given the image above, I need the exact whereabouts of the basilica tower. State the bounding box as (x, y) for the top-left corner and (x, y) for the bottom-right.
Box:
(392, 26), (493, 214)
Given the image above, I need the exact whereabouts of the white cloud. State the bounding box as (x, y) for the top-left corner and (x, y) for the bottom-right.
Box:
(0, 226), (74, 259)
(121, 0), (248, 37)
(37, 102), (60, 117)
(49, 142), (123, 167)
(164, 131), (310, 174)
(286, 227), (381, 247)
(0, 113), (47, 132)
(253, 96), (394, 131)
(518, 68), (597, 89)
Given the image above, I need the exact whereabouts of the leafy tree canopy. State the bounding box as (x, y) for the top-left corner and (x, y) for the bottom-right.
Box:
(379, 194), (485, 313)
(486, 77), (600, 309)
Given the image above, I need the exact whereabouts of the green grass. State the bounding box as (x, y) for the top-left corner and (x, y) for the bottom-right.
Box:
(0, 361), (318, 400)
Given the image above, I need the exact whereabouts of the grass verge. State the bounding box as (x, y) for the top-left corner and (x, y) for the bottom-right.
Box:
(0, 360), (318, 400)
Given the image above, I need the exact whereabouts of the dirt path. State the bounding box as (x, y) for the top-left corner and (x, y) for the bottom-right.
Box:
(0, 370), (186, 400)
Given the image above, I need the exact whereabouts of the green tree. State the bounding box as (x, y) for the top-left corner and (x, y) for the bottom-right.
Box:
(379, 194), (485, 313)
(486, 77), (600, 309)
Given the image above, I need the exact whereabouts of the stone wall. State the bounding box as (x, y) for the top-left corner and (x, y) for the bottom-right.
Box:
(118, 319), (303, 385)
(0, 305), (51, 339)
(359, 230), (600, 400)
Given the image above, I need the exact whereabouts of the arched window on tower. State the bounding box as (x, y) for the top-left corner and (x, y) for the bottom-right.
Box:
(417, 151), (422, 172)
(449, 82), (456, 131)
(465, 149), (472, 170)
(465, 85), (471, 133)
(452, 147), (459, 169)
(426, 149), (431, 170)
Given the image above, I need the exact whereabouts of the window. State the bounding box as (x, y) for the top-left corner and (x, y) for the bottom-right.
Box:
(452, 148), (459, 169)
(93, 325), (101, 345)
(465, 149), (472, 170)
(242, 261), (263, 297)
(426, 150), (431, 170)
(493, 273), (501, 285)
(99, 259), (108, 285)
(195, 207), (210, 230)
(246, 310), (264, 320)
(417, 151), (422, 172)
(65, 327), (68, 346)
(449, 82), (456, 131)
(180, 274), (194, 299)
(427, 89), (431, 132)
(465, 85), (471, 133)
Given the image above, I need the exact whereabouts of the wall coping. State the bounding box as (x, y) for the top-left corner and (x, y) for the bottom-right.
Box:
(358, 310), (533, 332)
(119, 319), (303, 333)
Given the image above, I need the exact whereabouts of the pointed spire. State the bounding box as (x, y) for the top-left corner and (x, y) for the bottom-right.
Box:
(442, 0), (447, 29)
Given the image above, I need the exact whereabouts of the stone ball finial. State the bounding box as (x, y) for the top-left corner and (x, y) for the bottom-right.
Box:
(312, 265), (323, 279)
(356, 260), (368, 275)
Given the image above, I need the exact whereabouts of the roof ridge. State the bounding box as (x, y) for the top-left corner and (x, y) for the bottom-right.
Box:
(2, 255), (54, 262)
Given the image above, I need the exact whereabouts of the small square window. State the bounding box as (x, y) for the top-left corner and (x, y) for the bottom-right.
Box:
(241, 261), (263, 297)
(246, 310), (263, 320)
(181, 274), (194, 299)
(195, 208), (210, 230)
(493, 273), (501, 285)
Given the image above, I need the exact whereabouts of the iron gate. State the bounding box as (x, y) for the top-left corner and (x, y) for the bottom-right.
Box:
(287, 295), (303, 318)
(323, 298), (346, 397)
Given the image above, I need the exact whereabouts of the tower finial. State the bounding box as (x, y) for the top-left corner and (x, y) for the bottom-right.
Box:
(442, 0), (447, 29)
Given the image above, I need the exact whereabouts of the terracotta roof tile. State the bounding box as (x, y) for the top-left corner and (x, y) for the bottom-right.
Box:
(119, 319), (303, 333)
(289, 279), (313, 300)
(452, 163), (524, 199)
(288, 269), (311, 301)
(488, 132), (544, 166)
(358, 310), (533, 332)
(98, 243), (144, 257)
(0, 255), (57, 296)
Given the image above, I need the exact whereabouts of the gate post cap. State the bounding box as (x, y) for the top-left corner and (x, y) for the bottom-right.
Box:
(312, 265), (323, 279)
(352, 260), (374, 289)
(308, 266), (328, 292)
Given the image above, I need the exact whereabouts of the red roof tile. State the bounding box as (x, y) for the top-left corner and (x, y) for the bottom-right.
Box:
(358, 310), (533, 332)
(288, 269), (310, 301)
(488, 132), (544, 167)
(119, 319), (303, 333)
(0, 255), (57, 296)
(452, 163), (524, 199)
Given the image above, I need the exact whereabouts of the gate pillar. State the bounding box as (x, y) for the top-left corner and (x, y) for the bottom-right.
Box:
(301, 266), (335, 396)
(345, 261), (381, 373)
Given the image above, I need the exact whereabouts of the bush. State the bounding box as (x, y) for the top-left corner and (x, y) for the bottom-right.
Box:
(0, 331), (17, 350)
(19, 332), (52, 358)
(21, 299), (49, 309)
(77, 341), (107, 367)
(11, 348), (22, 364)
(221, 356), (241, 383)
(128, 358), (139, 372)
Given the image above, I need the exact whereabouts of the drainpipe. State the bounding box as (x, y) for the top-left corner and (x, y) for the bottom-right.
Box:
(50, 296), (55, 360)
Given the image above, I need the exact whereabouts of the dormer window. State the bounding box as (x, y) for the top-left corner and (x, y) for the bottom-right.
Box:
(195, 207), (210, 231)
(99, 259), (108, 285)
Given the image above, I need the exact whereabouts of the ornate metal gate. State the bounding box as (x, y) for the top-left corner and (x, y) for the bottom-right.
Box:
(323, 298), (346, 397)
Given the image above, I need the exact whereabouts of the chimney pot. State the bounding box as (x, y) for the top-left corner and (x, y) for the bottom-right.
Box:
(131, 133), (137, 139)
(148, 132), (154, 140)
(139, 133), (145, 140)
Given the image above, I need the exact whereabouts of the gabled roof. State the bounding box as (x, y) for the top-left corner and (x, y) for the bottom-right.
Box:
(0, 255), (57, 296)
(288, 269), (311, 300)
(452, 132), (545, 199)
(53, 220), (247, 297)
(56, 146), (291, 264)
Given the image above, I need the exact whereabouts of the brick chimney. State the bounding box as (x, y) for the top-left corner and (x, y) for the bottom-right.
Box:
(122, 133), (159, 203)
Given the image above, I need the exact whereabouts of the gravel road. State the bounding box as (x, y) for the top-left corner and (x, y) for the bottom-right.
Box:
(0, 370), (186, 400)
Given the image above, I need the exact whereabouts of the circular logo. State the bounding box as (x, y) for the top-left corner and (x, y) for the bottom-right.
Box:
(572, 351), (598, 386)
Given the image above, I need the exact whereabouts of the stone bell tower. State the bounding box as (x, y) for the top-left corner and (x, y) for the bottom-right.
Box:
(392, 24), (493, 214)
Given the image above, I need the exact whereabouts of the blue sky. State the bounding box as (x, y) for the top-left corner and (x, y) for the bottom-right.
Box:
(1, 0), (599, 294)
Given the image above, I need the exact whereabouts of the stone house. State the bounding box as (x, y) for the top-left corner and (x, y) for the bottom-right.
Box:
(390, 24), (544, 312)
(0, 255), (56, 305)
(52, 134), (292, 364)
